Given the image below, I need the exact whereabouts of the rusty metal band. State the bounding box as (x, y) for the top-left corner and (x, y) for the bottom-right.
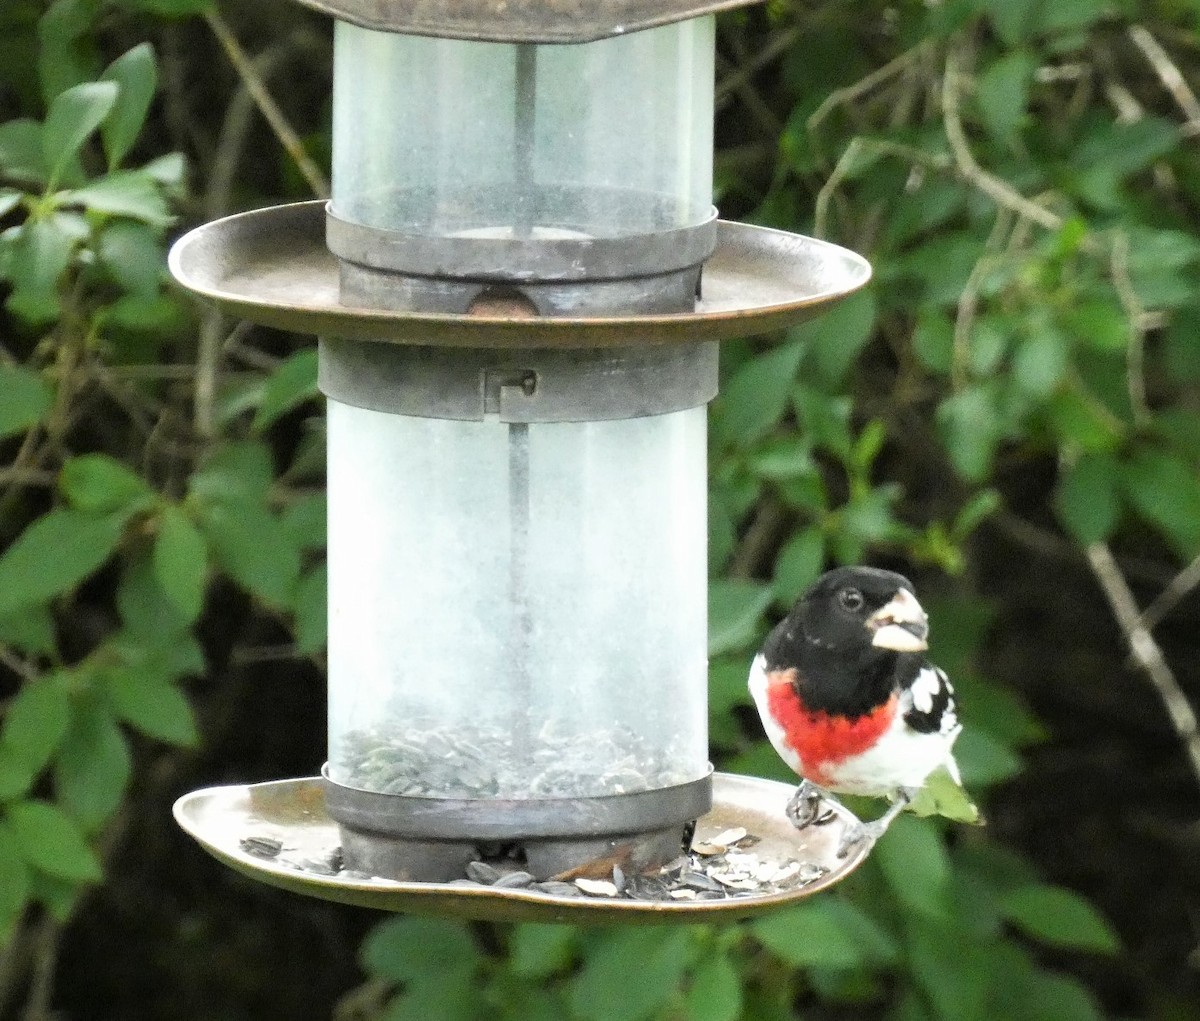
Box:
(325, 204), (719, 283)
(322, 763), (714, 841)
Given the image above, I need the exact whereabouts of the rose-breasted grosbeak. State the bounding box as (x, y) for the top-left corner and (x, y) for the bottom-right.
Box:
(748, 566), (973, 857)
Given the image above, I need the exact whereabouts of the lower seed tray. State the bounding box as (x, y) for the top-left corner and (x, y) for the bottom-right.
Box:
(173, 771), (867, 923)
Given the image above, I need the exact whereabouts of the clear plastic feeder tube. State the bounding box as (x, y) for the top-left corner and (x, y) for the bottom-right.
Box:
(331, 17), (714, 238)
(326, 399), (709, 800)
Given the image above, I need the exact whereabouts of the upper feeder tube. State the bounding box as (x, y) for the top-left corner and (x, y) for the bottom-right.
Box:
(330, 18), (714, 239)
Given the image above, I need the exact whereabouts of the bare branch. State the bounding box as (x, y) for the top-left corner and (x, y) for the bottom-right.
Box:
(1128, 25), (1200, 130)
(942, 49), (1067, 235)
(1142, 554), (1200, 631)
(202, 7), (329, 198)
(1086, 542), (1200, 790)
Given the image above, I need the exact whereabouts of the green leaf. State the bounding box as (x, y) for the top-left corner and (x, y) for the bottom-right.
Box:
(53, 696), (130, 832)
(977, 50), (1036, 142)
(1000, 884), (1120, 954)
(1032, 0), (1108, 35)
(103, 667), (198, 747)
(96, 219), (162, 298)
(115, 553), (188, 642)
(28, 869), (82, 921)
(508, 923), (576, 979)
(911, 308), (954, 374)
(252, 349), (320, 433)
(907, 767), (984, 820)
(0, 364), (52, 439)
(772, 527), (825, 605)
(988, 0), (1038, 44)
(955, 727), (1022, 788)
(712, 341), (804, 448)
(200, 501), (301, 608)
(0, 606), (57, 656)
(293, 564), (326, 655)
(752, 899), (898, 969)
(0, 119), (47, 184)
(937, 386), (1004, 481)
(874, 814), (951, 917)
(686, 950), (741, 1021)
(569, 927), (692, 1021)
(37, 0), (103, 108)
(153, 506), (207, 624)
(67, 170), (171, 225)
(60, 454), (154, 515)
(1055, 454), (1119, 546)
(281, 494), (326, 553)
(8, 217), (73, 305)
(795, 387), (853, 458)
(42, 80), (117, 186)
(7, 798), (102, 883)
(189, 441), (275, 506)
(709, 580), (773, 657)
(0, 747), (36, 803)
(1122, 450), (1200, 557)
(0, 509), (124, 619)
(361, 917), (479, 983)
(0, 822), (31, 942)
(0, 673), (71, 776)
(99, 43), (156, 169)
(793, 289), (877, 388)
(1012, 328), (1069, 398)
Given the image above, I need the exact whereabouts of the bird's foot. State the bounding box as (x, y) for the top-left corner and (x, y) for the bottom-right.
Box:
(785, 780), (828, 830)
(835, 788), (914, 859)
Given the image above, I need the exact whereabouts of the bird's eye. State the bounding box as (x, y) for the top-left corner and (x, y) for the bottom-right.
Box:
(838, 587), (864, 612)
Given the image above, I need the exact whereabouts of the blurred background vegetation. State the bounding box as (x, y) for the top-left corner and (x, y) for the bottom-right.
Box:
(1, 0), (1199, 1018)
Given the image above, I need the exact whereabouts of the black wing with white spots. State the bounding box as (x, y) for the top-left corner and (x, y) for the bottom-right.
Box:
(902, 663), (960, 737)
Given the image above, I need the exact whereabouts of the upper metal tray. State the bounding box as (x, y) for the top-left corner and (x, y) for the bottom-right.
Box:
(168, 201), (871, 349)
(174, 771), (867, 923)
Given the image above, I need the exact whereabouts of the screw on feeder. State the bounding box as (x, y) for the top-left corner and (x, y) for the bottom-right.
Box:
(169, 0), (876, 921)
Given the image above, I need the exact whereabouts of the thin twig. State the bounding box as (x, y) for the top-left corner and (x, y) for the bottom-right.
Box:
(952, 206), (1014, 391)
(942, 49), (1067, 235)
(1109, 231), (1153, 429)
(202, 7), (329, 198)
(1142, 554), (1200, 631)
(20, 917), (62, 1021)
(714, 27), (802, 104)
(813, 137), (950, 239)
(0, 649), (40, 683)
(808, 41), (930, 136)
(1128, 25), (1200, 129)
(1086, 542), (1200, 789)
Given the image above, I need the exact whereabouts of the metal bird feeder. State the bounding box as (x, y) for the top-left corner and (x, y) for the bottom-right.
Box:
(170, 0), (873, 920)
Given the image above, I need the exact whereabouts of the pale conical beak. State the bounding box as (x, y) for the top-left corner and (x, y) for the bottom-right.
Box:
(868, 588), (929, 651)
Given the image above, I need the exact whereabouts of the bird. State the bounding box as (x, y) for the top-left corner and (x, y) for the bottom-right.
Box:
(747, 566), (977, 857)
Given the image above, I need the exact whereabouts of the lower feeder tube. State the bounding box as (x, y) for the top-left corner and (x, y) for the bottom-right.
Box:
(320, 341), (715, 880)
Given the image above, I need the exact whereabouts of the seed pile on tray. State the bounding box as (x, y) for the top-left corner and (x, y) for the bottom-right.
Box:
(334, 719), (695, 798)
(240, 825), (830, 902)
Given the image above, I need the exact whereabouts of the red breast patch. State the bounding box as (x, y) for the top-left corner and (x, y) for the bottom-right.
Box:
(765, 669), (898, 786)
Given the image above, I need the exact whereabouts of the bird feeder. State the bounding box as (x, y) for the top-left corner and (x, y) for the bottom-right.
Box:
(170, 0), (873, 920)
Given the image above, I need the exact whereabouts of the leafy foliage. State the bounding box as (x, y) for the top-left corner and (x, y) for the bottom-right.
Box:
(2, 0), (1196, 1019)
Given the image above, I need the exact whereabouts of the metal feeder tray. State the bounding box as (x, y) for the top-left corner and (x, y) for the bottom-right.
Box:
(167, 201), (872, 348)
(174, 772), (868, 923)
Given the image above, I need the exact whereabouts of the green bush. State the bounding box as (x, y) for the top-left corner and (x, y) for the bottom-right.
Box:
(2, 0), (1198, 1018)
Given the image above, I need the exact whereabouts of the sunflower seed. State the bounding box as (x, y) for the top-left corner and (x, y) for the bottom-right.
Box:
(466, 861), (501, 884)
(575, 878), (619, 896)
(240, 837), (283, 858)
(492, 871), (535, 889)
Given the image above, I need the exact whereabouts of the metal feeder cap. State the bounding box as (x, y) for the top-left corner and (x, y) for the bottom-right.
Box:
(287, 0), (765, 43)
